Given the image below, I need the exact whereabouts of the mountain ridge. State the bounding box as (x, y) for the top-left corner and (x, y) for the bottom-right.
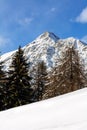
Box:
(1, 32), (87, 71)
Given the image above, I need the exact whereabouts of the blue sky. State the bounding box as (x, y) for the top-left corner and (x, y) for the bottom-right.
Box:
(0, 0), (87, 54)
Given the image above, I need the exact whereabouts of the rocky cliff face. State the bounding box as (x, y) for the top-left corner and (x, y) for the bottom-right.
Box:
(1, 32), (87, 72)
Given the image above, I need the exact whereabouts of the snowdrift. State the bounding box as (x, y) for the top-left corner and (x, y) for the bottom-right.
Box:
(0, 88), (87, 130)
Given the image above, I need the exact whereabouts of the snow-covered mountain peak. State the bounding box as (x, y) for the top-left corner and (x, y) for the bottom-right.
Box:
(61, 37), (85, 49)
(35, 31), (59, 42)
(1, 32), (87, 71)
(65, 37), (76, 41)
(64, 37), (78, 45)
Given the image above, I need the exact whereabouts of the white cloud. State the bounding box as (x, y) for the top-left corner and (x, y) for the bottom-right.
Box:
(0, 36), (11, 47)
(81, 35), (87, 43)
(18, 17), (33, 26)
(0, 36), (13, 53)
(50, 7), (56, 12)
(47, 7), (56, 15)
(76, 7), (87, 23)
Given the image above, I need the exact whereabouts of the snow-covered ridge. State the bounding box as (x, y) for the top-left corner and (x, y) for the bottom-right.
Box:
(0, 88), (87, 130)
(36, 31), (60, 42)
(1, 32), (87, 71)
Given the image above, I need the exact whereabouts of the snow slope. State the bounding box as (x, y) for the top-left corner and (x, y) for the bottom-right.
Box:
(0, 88), (87, 130)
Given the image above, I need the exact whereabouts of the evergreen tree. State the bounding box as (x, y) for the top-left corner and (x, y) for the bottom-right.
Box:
(35, 61), (47, 101)
(6, 46), (33, 109)
(0, 57), (6, 82)
(0, 57), (6, 111)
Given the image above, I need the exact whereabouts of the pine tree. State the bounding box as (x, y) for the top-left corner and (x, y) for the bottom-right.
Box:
(56, 46), (86, 93)
(43, 46), (86, 99)
(0, 60), (6, 82)
(35, 61), (47, 101)
(0, 57), (6, 111)
(42, 67), (59, 99)
(6, 46), (33, 109)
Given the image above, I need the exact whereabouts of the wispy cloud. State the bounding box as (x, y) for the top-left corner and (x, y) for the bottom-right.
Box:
(81, 35), (87, 43)
(46, 7), (57, 15)
(76, 7), (87, 23)
(18, 17), (33, 26)
(0, 36), (13, 53)
(0, 36), (11, 47)
(50, 7), (56, 12)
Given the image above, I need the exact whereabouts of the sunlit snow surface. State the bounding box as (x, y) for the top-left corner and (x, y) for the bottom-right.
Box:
(0, 88), (87, 130)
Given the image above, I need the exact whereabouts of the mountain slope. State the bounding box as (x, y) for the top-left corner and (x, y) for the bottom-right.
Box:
(0, 88), (87, 130)
(1, 32), (87, 71)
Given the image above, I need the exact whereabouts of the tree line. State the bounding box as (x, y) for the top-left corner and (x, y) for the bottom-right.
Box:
(0, 45), (87, 111)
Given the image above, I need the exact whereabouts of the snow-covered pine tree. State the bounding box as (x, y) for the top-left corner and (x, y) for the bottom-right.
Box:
(6, 46), (33, 109)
